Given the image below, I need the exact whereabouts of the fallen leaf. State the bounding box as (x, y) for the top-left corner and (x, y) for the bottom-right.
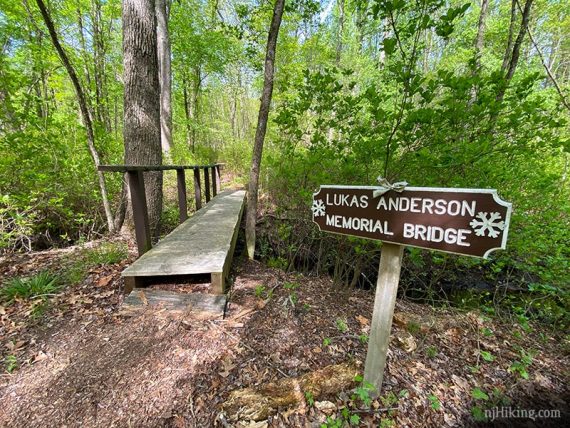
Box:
(355, 314), (369, 326)
(396, 333), (417, 353)
(139, 291), (149, 306)
(314, 401), (336, 415)
(96, 275), (113, 287)
(33, 351), (48, 363)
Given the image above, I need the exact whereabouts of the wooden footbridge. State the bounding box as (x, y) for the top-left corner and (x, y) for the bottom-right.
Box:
(99, 164), (245, 315)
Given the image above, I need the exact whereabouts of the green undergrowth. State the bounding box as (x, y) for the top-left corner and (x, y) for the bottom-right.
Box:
(0, 241), (127, 306)
(0, 271), (61, 303)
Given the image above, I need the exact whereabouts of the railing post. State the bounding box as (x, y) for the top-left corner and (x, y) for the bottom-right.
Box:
(204, 166), (211, 202)
(193, 168), (202, 210)
(214, 164), (221, 191)
(211, 166), (217, 197)
(176, 169), (188, 223)
(127, 170), (152, 256)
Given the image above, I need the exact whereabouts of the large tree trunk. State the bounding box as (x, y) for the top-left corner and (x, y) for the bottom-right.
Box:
(245, 0), (285, 259)
(156, 0), (173, 155)
(35, 0), (115, 233)
(123, 0), (163, 238)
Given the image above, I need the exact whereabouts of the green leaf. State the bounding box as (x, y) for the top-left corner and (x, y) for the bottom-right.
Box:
(471, 387), (489, 401)
(349, 414), (360, 425)
(383, 38), (397, 55)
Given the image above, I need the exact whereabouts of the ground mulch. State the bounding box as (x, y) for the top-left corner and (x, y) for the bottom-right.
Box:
(0, 241), (568, 427)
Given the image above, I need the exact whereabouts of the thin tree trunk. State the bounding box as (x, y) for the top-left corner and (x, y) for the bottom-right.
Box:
(474, 0), (489, 70)
(192, 66), (201, 151)
(183, 75), (193, 150)
(123, 0), (162, 238)
(518, 1), (570, 112)
(336, 0), (345, 65)
(501, 0), (517, 72)
(497, 0), (533, 101)
(156, 0), (173, 154)
(36, 0), (115, 232)
(245, 0), (285, 259)
(92, 0), (112, 132)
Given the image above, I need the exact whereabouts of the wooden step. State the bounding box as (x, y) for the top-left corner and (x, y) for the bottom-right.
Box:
(122, 289), (227, 316)
(121, 189), (245, 294)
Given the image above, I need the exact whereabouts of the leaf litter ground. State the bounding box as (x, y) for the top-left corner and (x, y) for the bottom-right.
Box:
(0, 240), (568, 427)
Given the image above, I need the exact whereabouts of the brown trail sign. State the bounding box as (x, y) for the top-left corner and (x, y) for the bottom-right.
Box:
(312, 186), (511, 258)
(311, 182), (512, 393)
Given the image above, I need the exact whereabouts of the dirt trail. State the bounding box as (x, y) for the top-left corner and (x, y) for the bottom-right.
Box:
(1, 249), (569, 427)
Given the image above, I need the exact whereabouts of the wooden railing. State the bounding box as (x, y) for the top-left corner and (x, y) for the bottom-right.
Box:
(98, 164), (223, 255)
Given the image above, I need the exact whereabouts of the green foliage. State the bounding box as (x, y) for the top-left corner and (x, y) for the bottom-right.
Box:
(428, 394), (441, 411)
(406, 321), (421, 335)
(471, 387), (489, 401)
(254, 284), (266, 298)
(335, 318), (349, 333)
(509, 349), (535, 379)
(4, 354), (18, 373)
(304, 391), (314, 407)
(84, 242), (128, 266)
(282, 281), (299, 308)
(0, 271), (60, 303)
(426, 345), (438, 359)
(479, 350), (495, 362)
(62, 242), (127, 286)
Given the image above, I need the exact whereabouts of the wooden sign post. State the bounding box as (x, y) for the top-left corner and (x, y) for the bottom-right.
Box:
(312, 180), (512, 393)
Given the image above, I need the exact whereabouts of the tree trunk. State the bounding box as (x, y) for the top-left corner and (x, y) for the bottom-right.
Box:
(474, 0), (489, 70)
(505, 0), (533, 82)
(501, 0), (518, 72)
(156, 0), (173, 155)
(497, 0), (533, 102)
(92, 0), (112, 133)
(183, 75), (193, 150)
(245, 0), (285, 259)
(36, 0), (115, 233)
(335, 0), (345, 64)
(122, 0), (163, 238)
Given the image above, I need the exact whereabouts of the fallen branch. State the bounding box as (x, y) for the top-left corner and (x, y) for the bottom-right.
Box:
(221, 363), (359, 421)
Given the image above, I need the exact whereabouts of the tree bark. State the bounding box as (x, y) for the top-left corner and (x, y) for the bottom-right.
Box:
(501, 0), (518, 72)
(336, 0), (345, 65)
(245, 0), (285, 259)
(156, 0), (173, 154)
(505, 0), (533, 82)
(497, 0), (533, 102)
(474, 0), (489, 70)
(36, 0), (115, 232)
(122, 0), (163, 238)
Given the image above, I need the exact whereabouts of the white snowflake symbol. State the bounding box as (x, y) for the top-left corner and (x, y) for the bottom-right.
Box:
(312, 199), (326, 217)
(469, 212), (505, 238)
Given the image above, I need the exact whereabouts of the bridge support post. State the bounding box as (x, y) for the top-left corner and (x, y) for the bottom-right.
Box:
(204, 167), (211, 202)
(211, 166), (217, 197)
(177, 169), (188, 223)
(193, 168), (202, 210)
(215, 165), (221, 191)
(127, 170), (152, 256)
